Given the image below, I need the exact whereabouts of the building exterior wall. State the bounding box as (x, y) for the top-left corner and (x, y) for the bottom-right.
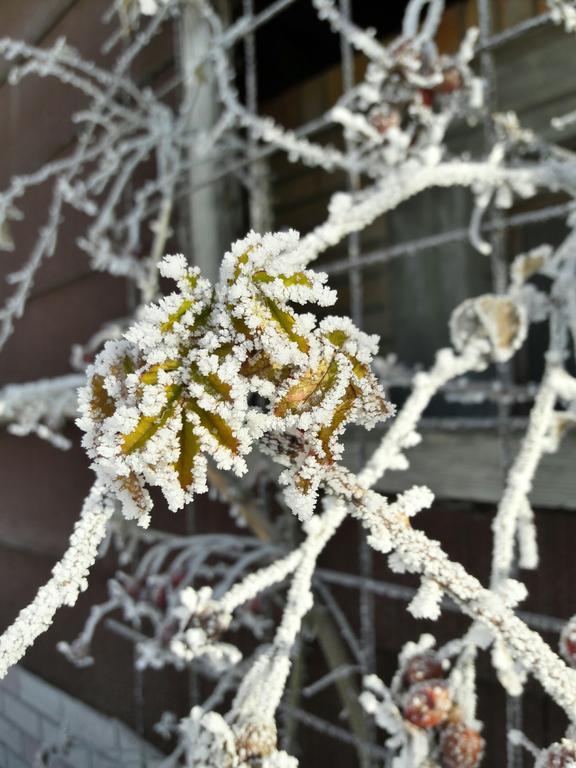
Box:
(0, 1), (575, 766)
(0, 665), (160, 767)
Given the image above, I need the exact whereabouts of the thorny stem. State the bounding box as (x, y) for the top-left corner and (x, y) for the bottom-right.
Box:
(141, 194), (175, 304)
(490, 356), (562, 588)
(358, 344), (486, 488)
(325, 464), (576, 720)
(0, 481), (115, 678)
(295, 161), (568, 267)
(206, 468), (372, 763)
(229, 503), (347, 727)
(219, 549), (303, 616)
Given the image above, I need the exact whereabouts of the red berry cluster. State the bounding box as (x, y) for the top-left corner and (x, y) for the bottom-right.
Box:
(399, 652), (484, 768)
(368, 49), (466, 138)
(440, 722), (485, 768)
(560, 618), (576, 666)
(537, 739), (576, 767)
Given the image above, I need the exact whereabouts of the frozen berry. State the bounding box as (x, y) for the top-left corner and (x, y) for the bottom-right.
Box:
(170, 568), (187, 589)
(249, 598), (263, 614)
(402, 652), (445, 687)
(159, 620), (178, 647)
(235, 722), (277, 761)
(420, 88), (434, 108)
(403, 679), (452, 729)
(152, 585), (167, 610)
(124, 577), (143, 600)
(370, 109), (401, 135)
(440, 721), (484, 768)
(436, 67), (463, 94)
(536, 739), (576, 767)
(560, 619), (576, 666)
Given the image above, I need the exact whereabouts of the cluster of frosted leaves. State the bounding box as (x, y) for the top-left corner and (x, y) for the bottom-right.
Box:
(78, 230), (391, 524)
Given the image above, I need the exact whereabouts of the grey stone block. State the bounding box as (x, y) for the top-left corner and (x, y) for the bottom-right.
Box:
(4, 692), (41, 738)
(0, 717), (22, 755)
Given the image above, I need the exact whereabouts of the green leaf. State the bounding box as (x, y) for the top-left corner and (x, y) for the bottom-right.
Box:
(160, 299), (193, 333)
(262, 296), (309, 353)
(350, 358), (368, 379)
(231, 314), (253, 338)
(240, 351), (279, 381)
(189, 367), (232, 401)
(325, 329), (348, 348)
(140, 359), (181, 385)
(175, 413), (200, 490)
(122, 386), (182, 453)
(187, 400), (239, 454)
(325, 330), (367, 378)
(91, 375), (115, 418)
(230, 250), (251, 283)
(253, 270), (312, 288)
(275, 357), (339, 417)
(318, 384), (357, 460)
(123, 356), (136, 375)
(214, 342), (235, 359)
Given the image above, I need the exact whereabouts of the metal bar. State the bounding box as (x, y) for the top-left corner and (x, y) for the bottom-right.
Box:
(316, 569), (566, 634)
(280, 705), (390, 760)
(478, 11), (553, 51)
(165, 113), (335, 216)
(336, 6), (375, 765)
(157, 0), (301, 98)
(324, 199), (574, 276)
(477, 1), (524, 762)
(376, 416), (531, 431)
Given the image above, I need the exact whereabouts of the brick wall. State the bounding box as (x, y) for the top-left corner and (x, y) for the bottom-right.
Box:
(0, 666), (160, 768)
(0, 0), (191, 754)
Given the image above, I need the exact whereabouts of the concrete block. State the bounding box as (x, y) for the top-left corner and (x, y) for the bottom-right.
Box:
(0, 716), (22, 754)
(19, 667), (64, 721)
(5, 748), (27, 768)
(4, 691), (41, 738)
(0, 669), (21, 697)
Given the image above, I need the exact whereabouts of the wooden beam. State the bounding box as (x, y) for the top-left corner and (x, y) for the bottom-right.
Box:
(348, 430), (576, 510)
(0, 0), (79, 83)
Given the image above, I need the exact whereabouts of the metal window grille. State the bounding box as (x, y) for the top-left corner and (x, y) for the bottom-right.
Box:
(169, 1), (574, 765)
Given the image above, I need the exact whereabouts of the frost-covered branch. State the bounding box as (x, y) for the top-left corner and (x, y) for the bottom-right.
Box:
(0, 481), (115, 678)
(490, 356), (566, 587)
(358, 344), (486, 488)
(295, 161), (564, 267)
(4, 2), (576, 763)
(325, 466), (576, 720)
(0, 374), (83, 449)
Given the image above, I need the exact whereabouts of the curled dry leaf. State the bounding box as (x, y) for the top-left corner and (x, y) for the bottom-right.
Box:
(510, 245), (552, 287)
(449, 294), (527, 363)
